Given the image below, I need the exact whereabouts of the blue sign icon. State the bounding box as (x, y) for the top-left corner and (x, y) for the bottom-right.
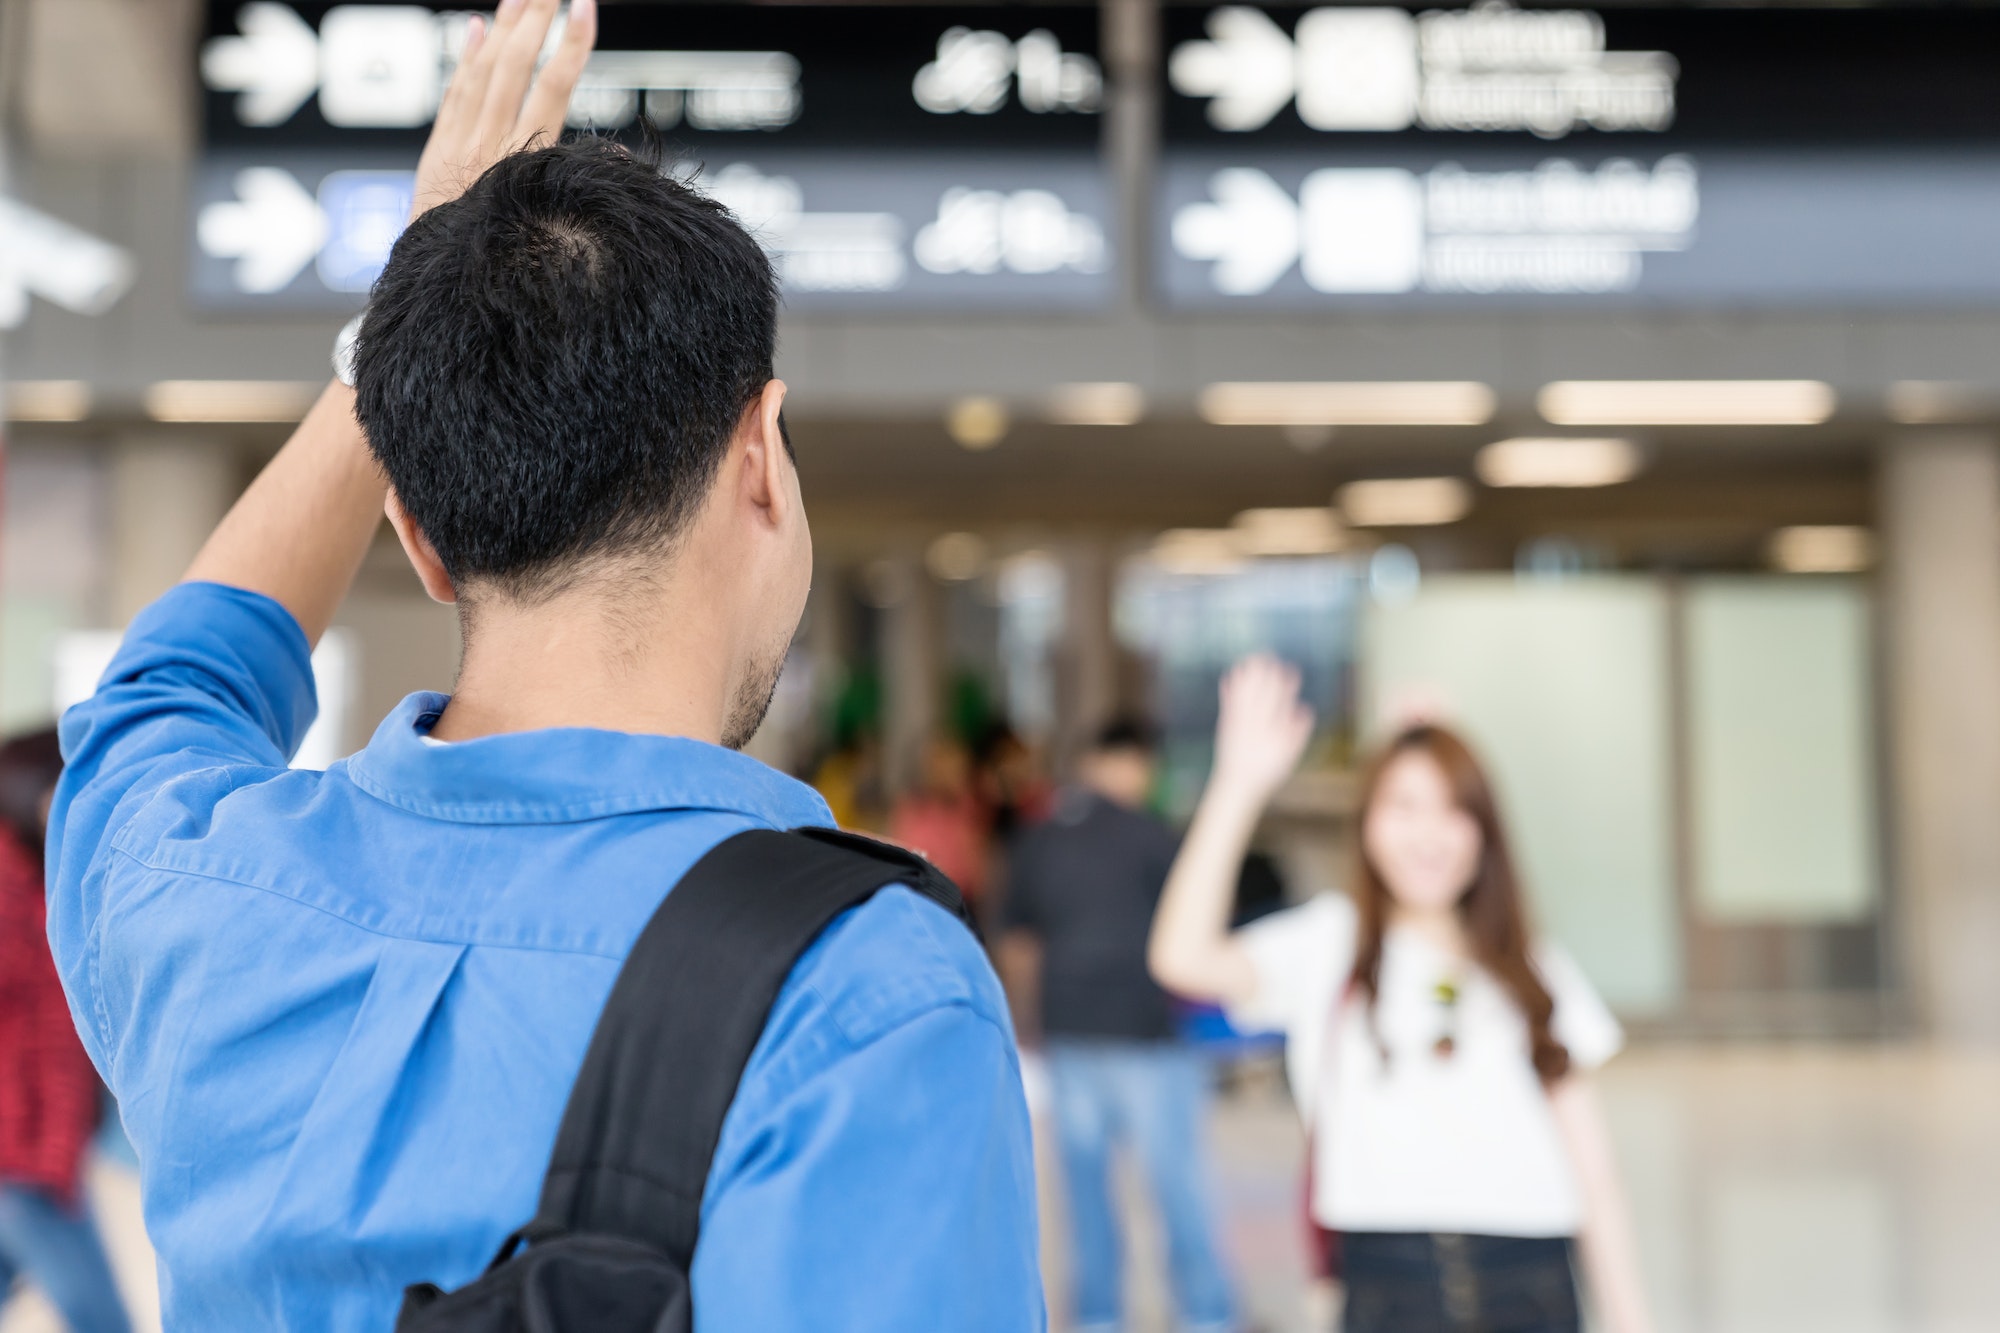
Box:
(316, 170), (415, 292)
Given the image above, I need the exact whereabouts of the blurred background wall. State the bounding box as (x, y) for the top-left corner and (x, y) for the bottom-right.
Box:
(10, 0), (1999, 1044)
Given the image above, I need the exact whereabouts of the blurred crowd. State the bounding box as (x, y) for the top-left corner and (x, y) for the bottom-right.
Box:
(792, 656), (1646, 1333)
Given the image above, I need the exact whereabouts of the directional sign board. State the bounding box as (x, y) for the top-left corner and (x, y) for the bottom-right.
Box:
(1156, 3), (2000, 310)
(194, 2), (1110, 312)
(0, 197), (136, 328)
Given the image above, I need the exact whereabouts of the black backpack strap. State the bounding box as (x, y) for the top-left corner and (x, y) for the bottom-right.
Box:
(527, 826), (968, 1267)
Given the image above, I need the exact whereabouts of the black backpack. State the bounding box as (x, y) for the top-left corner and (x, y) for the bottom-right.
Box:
(394, 827), (970, 1333)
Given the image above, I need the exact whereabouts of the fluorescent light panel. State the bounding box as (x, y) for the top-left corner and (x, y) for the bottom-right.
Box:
(1230, 506), (1345, 555)
(1538, 380), (1835, 426)
(1769, 525), (1874, 574)
(1048, 381), (1145, 426)
(1887, 381), (2000, 425)
(5, 380), (92, 422)
(1151, 528), (1247, 575)
(1339, 477), (1473, 527)
(1200, 381), (1496, 427)
(144, 380), (320, 423)
(1477, 436), (1642, 488)
(925, 532), (987, 582)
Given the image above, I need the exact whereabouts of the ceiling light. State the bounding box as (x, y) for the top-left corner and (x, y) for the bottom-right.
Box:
(1151, 528), (1247, 576)
(143, 380), (320, 423)
(1048, 381), (1144, 426)
(5, 380), (91, 422)
(946, 396), (1009, 450)
(925, 531), (987, 582)
(1283, 422), (1336, 452)
(1476, 437), (1642, 488)
(1887, 381), (2000, 425)
(1199, 381), (1496, 427)
(1231, 506), (1346, 555)
(996, 550), (1062, 606)
(1339, 477), (1472, 527)
(1769, 525), (1874, 574)
(1538, 380), (1835, 426)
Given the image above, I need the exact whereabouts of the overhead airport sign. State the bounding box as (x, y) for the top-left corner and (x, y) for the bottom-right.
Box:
(1168, 4), (1673, 137)
(0, 196), (135, 329)
(191, 151), (1111, 311)
(1156, 2), (2000, 309)
(193, 2), (1111, 312)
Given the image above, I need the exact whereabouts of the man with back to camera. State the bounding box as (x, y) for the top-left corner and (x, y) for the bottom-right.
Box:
(997, 721), (1236, 1333)
(45, 2), (1042, 1327)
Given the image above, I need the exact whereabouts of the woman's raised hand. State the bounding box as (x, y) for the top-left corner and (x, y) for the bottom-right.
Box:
(1211, 655), (1316, 806)
(412, 0), (599, 220)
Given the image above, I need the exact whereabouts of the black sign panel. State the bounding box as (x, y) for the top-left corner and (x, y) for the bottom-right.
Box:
(1155, 2), (2000, 309)
(203, 3), (1105, 149)
(193, 2), (1112, 311)
(1160, 3), (2000, 147)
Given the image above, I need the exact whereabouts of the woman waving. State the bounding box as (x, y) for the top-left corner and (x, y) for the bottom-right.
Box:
(1149, 657), (1652, 1333)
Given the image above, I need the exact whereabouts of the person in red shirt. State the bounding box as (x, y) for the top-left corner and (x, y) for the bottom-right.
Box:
(889, 734), (994, 909)
(0, 728), (130, 1333)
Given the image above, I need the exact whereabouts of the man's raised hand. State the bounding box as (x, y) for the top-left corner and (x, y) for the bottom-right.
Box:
(412, 0), (599, 220)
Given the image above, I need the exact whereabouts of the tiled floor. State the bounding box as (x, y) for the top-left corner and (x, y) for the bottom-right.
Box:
(1040, 1044), (2000, 1333)
(7, 1044), (2000, 1332)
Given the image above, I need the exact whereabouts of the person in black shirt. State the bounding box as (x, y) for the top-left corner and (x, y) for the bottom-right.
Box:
(999, 719), (1236, 1333)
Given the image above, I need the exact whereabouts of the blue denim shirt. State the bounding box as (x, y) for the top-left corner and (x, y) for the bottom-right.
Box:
(47, 582), (1044, 1332)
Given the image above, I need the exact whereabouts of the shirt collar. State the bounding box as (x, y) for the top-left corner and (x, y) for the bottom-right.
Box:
(343, 692), (833, 827)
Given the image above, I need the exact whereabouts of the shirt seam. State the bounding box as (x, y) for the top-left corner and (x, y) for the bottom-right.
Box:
(340, 763), (797, 824)
(722, 992), (1014, 1158)
(604, 999), (1014, 1213)
(101, 843), (637, 959)
(814, 988), (1013, 1053)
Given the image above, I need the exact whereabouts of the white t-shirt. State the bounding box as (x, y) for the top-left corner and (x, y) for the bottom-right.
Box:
(1226, 893), (1622, 1238)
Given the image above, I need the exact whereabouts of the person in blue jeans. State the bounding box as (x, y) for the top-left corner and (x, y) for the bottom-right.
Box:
(0, 1189), (129, 1333)
(998, 721), (1235, 1333)
(45, 3), (1041, 1328)
(0, 730), (130, 1333)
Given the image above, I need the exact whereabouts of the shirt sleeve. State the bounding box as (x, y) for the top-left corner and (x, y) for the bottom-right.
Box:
(692, 1004), (1045, 1332)
(1223, 892), (1352, 1036)
(1537, 942), (1625, 1071)
(45, 582), (317, 1057)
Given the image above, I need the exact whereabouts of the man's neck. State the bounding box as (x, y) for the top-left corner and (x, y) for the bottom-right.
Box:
(428, 587), (732, 744)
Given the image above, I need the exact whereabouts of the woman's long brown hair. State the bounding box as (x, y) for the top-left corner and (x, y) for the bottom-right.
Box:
(1348, 724), (1571, 1085)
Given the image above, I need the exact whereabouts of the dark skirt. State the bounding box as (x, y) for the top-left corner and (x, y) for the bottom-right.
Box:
(1340, 1232), (1580, 1333)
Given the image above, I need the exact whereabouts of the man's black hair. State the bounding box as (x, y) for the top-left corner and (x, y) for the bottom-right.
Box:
(1090, 716), (1158, 755)
(354, 139), (781, 603)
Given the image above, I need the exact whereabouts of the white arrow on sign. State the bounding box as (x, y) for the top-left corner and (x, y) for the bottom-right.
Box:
(201, 1), (321, 127)
(0, 198), (136, 330)
(1171, 168), (1300, 295)
(1171, 6), (1422, 133)
(1168, 8), (1297, 133)
(197, 168), (330, 294)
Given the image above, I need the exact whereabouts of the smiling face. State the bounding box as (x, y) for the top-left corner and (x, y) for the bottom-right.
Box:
(1360, 748), (1485, 915)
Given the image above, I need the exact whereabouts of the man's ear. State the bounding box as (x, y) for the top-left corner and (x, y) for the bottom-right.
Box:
(385, 491), (457, 604)
(739, 378), (791, 524)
